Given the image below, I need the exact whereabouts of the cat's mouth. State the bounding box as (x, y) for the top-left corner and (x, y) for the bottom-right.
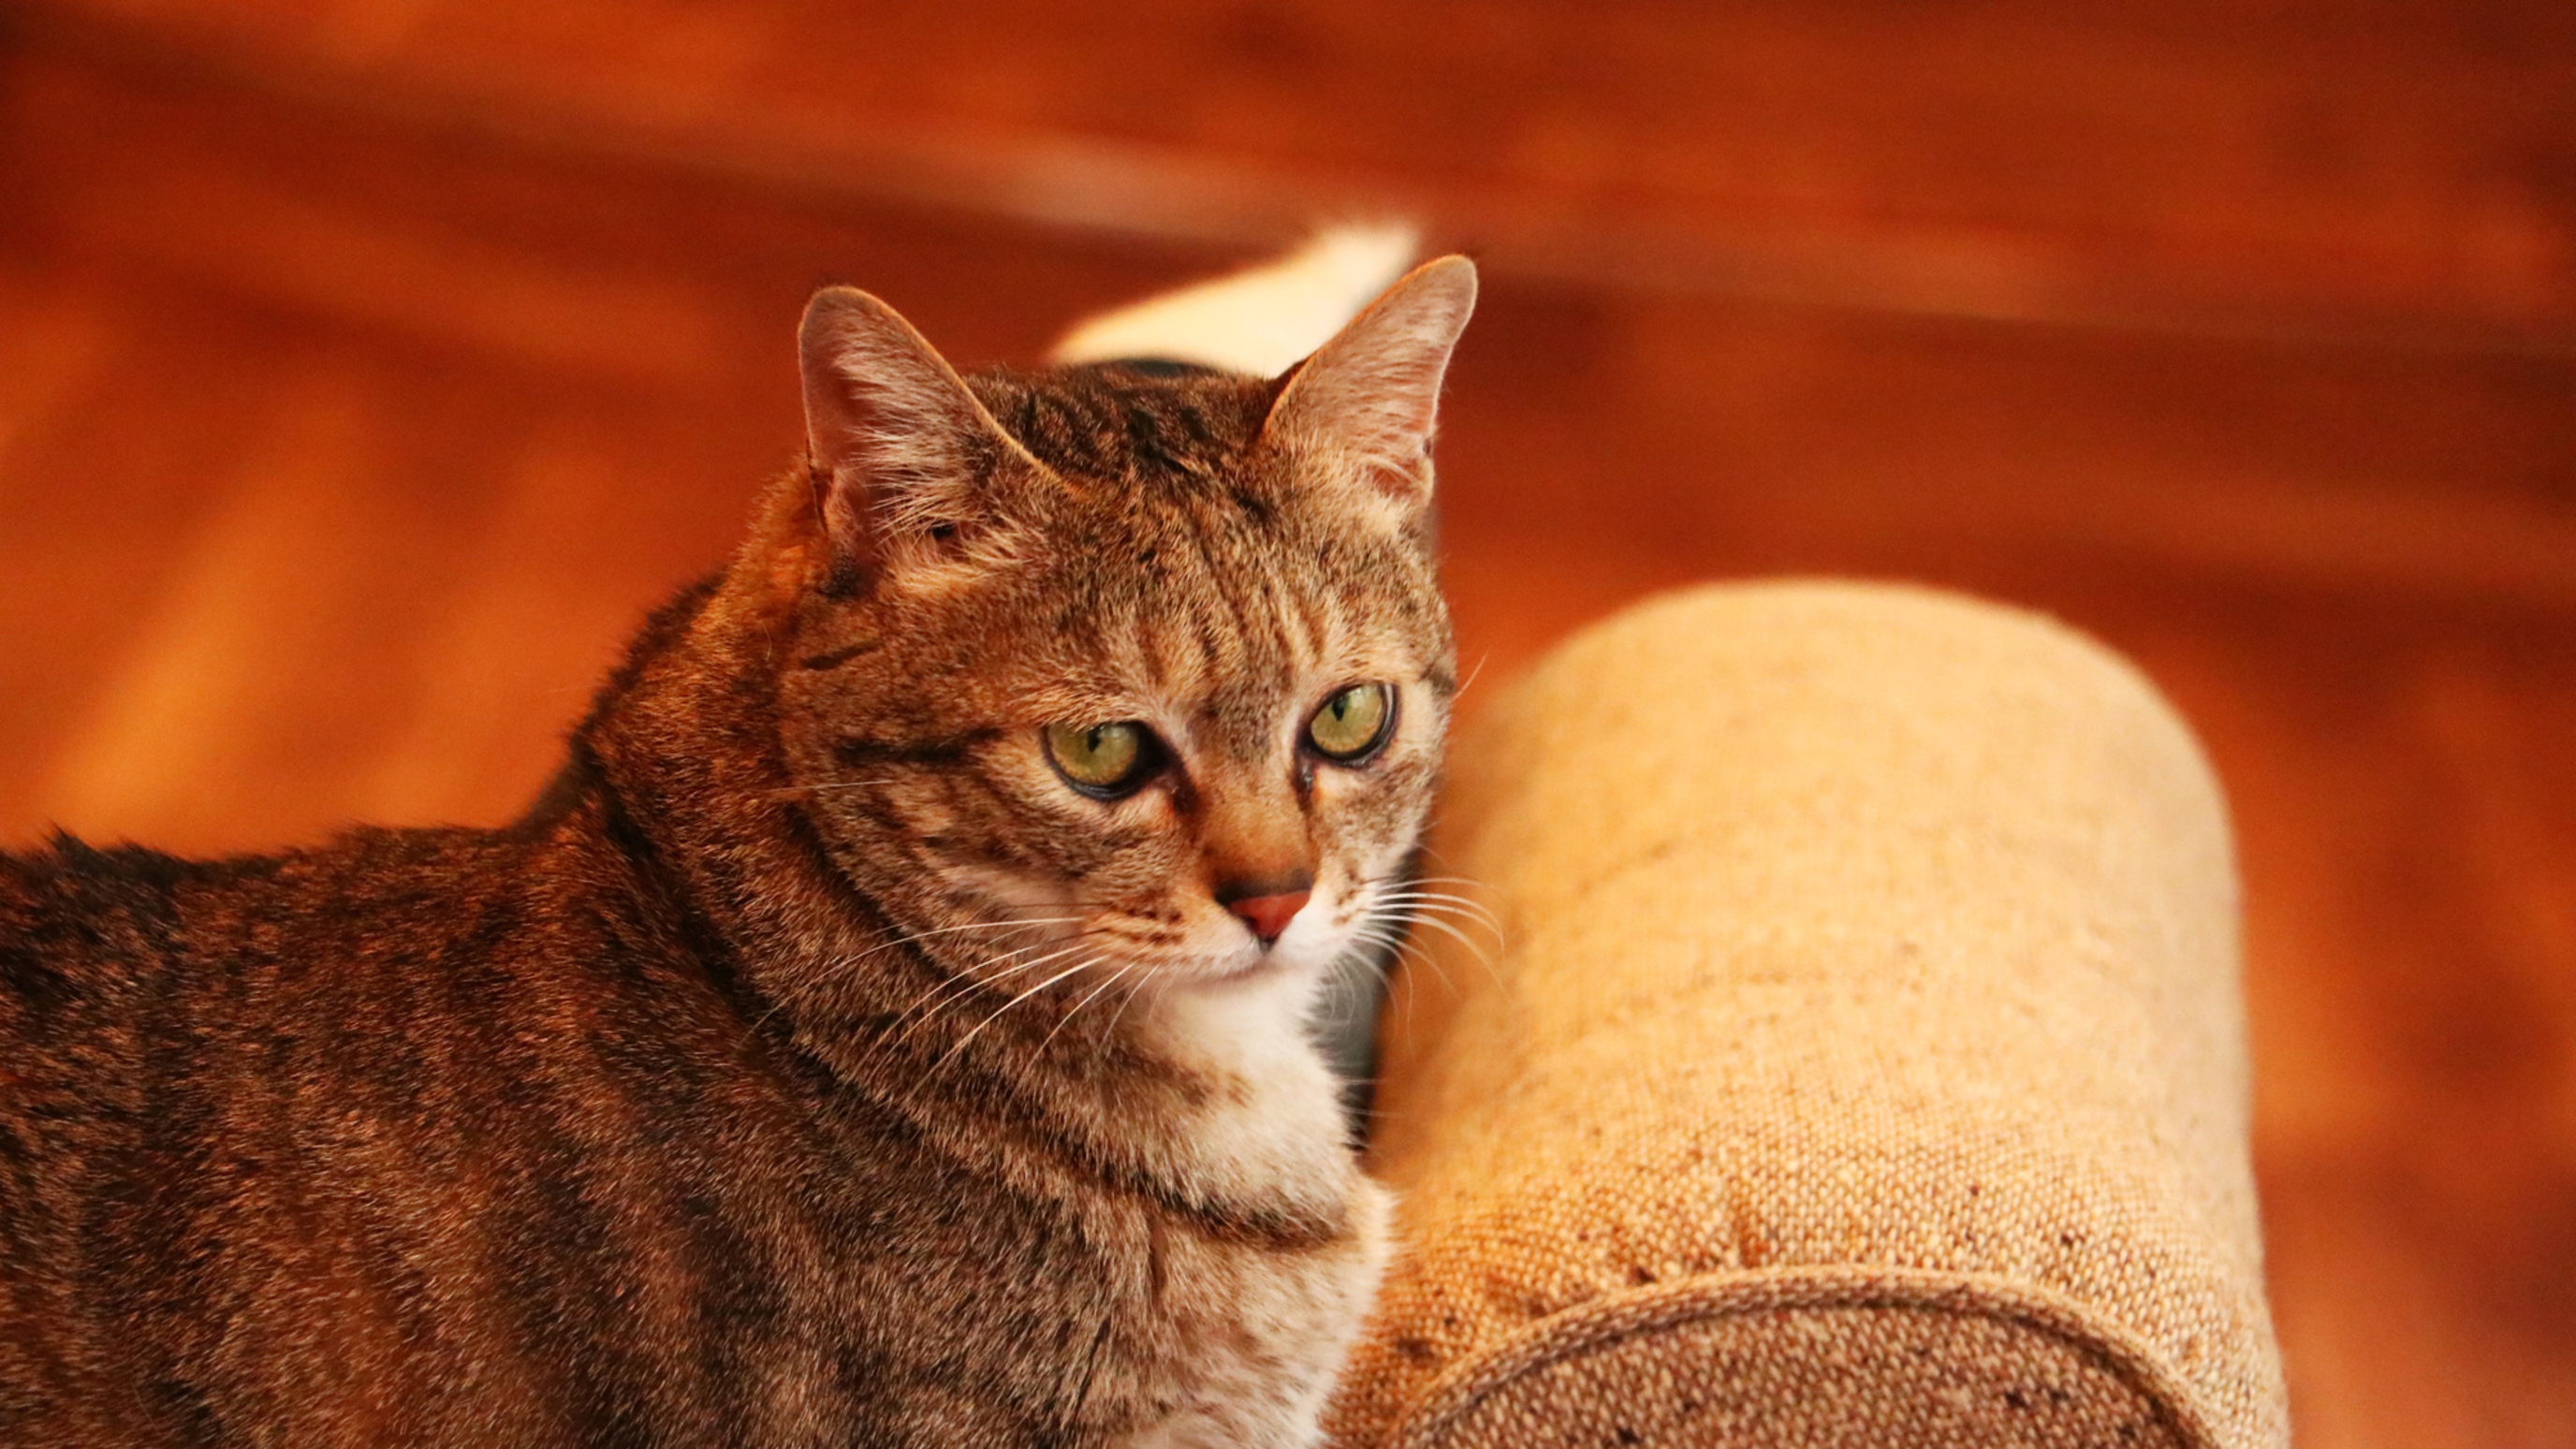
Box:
(1191, 944), (1300, 988)
(1169, 911), (1358, 993)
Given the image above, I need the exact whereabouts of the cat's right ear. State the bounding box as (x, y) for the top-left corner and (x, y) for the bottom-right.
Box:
(1258, 255), (1476, 525)
(798, 286), (1034, 578)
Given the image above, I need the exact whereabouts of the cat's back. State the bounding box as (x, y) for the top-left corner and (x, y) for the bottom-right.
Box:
(3, 834), (200, 1017)
(1, 825), (541, 1055)
(0, 825), (549, 1256)
(0, 834), (311, 1155)
(0, 822), (719, 1445)
(0, 838), (198, 1288)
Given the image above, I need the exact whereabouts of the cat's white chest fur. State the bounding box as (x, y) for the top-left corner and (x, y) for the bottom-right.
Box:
(1120, 976), (1392, 1449)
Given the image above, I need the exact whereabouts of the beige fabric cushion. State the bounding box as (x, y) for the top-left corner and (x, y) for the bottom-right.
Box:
(1328, 582), (2290, 1449)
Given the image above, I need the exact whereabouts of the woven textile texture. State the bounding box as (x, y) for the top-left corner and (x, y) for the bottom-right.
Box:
(1325, 582), (2290, 1448)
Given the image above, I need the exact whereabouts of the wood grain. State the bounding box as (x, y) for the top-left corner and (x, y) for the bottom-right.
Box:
(0, 7), (2569, 1442)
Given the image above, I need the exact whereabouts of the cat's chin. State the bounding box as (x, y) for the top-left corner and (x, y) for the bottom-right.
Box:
(1165, 941), (1339, 997)
(1178, 951), (1302, 990)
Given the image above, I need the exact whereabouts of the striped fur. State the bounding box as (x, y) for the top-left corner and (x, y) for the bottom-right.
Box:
(0, 255), (1475, 1447)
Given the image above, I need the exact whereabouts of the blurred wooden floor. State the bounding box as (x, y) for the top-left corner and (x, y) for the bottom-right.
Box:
(2, 2), (2572, 1442)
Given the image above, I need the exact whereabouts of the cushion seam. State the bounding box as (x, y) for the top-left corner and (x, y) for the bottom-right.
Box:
(1387, 1264), (2226, 1449)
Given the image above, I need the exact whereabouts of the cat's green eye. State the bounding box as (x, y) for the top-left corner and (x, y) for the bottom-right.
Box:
(1307, 683), (1394, 762)
(1043, 721), (1154, 797)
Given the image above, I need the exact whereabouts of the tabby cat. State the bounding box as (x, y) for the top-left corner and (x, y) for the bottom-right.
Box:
(0, 245), (1477, 1446)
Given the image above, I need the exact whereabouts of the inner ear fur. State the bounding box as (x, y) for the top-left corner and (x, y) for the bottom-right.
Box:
(798, 285), (1038, 573)
(1259, 255), (1478, 513)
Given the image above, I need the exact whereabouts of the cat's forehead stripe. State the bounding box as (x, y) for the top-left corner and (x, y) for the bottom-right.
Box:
(972, 366), (1266, 485)
(959, 361), (1441, 749)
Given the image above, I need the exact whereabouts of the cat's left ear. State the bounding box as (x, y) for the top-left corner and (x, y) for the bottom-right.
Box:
(798, 285), (1038, 575)
(1259, 255), (1477, 519)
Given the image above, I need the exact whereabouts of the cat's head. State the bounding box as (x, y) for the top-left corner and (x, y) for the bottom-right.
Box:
(754, 258), (1475, 1012)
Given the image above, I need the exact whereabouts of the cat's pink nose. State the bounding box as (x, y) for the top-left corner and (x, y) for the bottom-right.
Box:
(1226, 890), (1310, 945)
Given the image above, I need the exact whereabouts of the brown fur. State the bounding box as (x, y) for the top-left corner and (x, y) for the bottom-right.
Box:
(0, 259), (1476, 1446)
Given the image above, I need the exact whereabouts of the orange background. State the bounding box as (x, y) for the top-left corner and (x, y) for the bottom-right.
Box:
(1, 2), (2570, 1440)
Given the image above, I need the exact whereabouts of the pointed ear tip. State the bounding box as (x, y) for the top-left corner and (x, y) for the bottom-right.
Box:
(799, 288), (856, 352)
(802, 283), (859, 312)
(799, 284), (902, 332)
(1398, 255), (1479, 315)
(799, 287), (944, 376)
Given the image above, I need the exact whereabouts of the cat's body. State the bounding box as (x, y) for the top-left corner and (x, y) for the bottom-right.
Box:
(0, 246), (1476, 1447)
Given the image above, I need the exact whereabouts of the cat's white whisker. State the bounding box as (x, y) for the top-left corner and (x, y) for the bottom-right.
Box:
(1104, 956), (1169, 1042)
(1345, 920), (1456, 997)
(1036, 960), (1139, 1057)
(1371, 890), (1505, 934)
(1316, 947), (1390, 1029)
(1386, 873), (1509, 910)
(845, 915), (1083, 971)
(1343, 928), (1405, 960)
(766, 776), (905, 798)
(932, 956), (1105, 1072)
(1387, 943), (1454, 1000)
(1372, 879), (1500, 904)
(886, 939), (1096, 1044)
(1451, 652), (1490, 701)
(1391, 911), (1500, 976)
(877, 938), (1062, 1040)
(1371, 886), (1508, 940)
(1359, 871), (1505, 909)
(754, 925), (1081, 1038)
